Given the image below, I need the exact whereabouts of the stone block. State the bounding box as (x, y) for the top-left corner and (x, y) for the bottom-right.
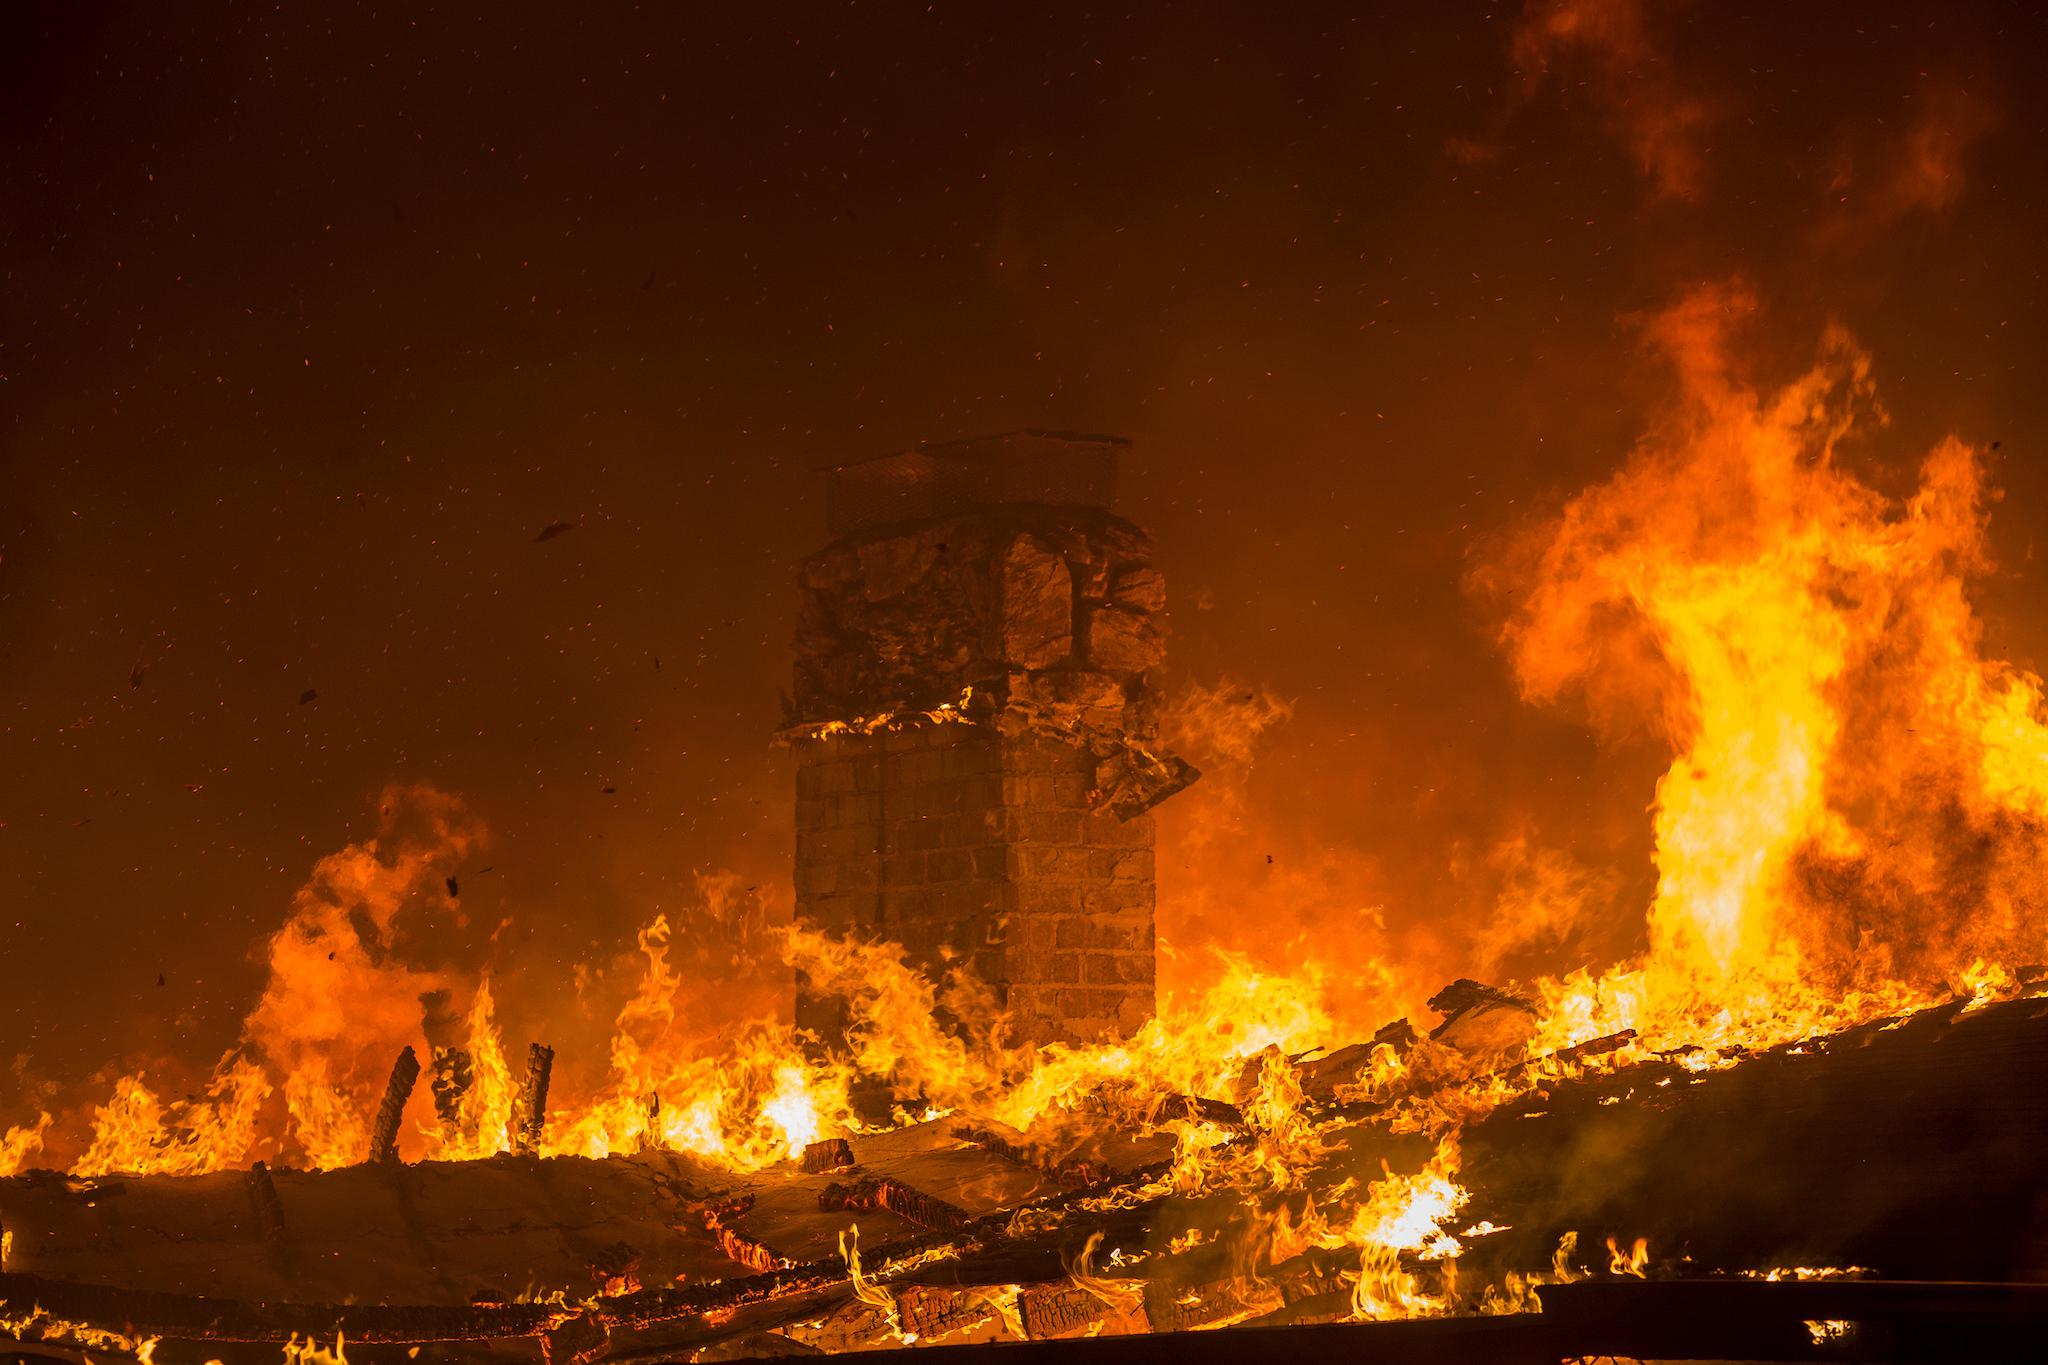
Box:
(1108, 564), (1166, 614)
(1084, 604), (1165, 673)
(857, 533), (941, 602)
(997, 535), (1073, 668)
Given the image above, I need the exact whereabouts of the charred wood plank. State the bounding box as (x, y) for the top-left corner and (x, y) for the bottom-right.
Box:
(801, 1137), (855, 1173)
(951, 1122), (1116, 1189)
(820, 1175), (971, 1234)
(0, 1269), (555, 1344)
(700, 1195), (789, 1274)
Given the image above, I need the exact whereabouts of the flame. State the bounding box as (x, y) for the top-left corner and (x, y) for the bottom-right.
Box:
(15, 284), (2048, 1352)
(1605, 1235), (1649, 1278)
(1064, 1230), (1146, 1320)
(0, 1113), (50, 1177)
(796, 686), (976, 741)
(1495, 283), (2048, 1057)
(282, 1332), (349, 1365)
(73, 1056), (271, 1178)
(839, 1222), (909, 1343)
(541, 916), (853, 1171)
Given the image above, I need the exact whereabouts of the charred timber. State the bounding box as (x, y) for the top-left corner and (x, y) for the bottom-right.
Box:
(428, 1045), (473, 1127)
(365, 1045), (420, 1165)
(800, 1137), (855, 1173)
(513, 1041), (555, 1156)
(819, 1174), (973, 1234)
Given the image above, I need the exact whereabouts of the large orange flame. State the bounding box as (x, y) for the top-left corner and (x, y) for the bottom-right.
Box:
(1497, 282), (2048, 1052)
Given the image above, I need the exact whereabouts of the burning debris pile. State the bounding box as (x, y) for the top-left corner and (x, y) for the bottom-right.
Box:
(9, 299), (2048, 1362)
(6, 975), (2048, 1363)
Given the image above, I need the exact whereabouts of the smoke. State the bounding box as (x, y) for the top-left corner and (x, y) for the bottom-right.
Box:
(1151, 679), (1429, 1038)
(1507, 0), (1719, 200)
(240, 783), (484, 1166)
(1819, 78), (2000, 243)
(1466, 834), (1623, 984)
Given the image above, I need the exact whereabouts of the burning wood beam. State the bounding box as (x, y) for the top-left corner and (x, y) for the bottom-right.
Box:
(701, 1195), (790, 1274)
(512, 1041), (555, 1156)
(801, 1137), (855, 1173)
(820, 1175), (972, 1234)
(428, 1045), (473, 1127)
(365, 1045), (420, 1165)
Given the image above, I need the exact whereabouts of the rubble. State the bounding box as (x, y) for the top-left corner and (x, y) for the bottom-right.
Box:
(1427, 978), (1539, 1058)
(6, 993), (2048, 1360)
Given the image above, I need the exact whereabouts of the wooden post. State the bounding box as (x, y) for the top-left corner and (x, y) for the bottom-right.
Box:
(513, 1043), (555, 1156)
(366, 1045), (421, 1165)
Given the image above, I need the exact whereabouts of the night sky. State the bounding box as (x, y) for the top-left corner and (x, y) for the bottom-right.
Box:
(7, 2), (2048, 1118)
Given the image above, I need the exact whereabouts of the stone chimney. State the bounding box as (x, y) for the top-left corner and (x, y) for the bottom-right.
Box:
(787, 431), (1196, 1048)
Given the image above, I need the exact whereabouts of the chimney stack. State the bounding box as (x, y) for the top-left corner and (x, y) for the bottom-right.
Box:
(788, 431), (1196, 1048)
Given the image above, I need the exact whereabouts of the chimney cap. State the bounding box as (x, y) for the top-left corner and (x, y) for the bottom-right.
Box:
(823, 429), (1128, 536)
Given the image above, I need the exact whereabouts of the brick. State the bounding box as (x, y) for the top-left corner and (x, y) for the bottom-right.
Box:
(832, 793), (881, 826)
(1004, 946), (1053, 979)
(925, 848), (973, 883)
(1082, 953), (1149, 986)
(1106, 849), (1152, 883)
(1051, 773), (1094, 806)
(880, 887), (932, 922)
(938, 811), (986, 847)
(810, 759), (858, 795)
(1007, 882), (1084, 917)
(1080, 810), (1153, 847)
(1080, 884), (1151, 916)
(881, 850), (925, 884)
(1017, 810), (1084, 844)
(1054, 917), (1148, 952)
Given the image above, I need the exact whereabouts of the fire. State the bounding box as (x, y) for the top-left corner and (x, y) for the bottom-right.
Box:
(11, 284), (2048, 1350)
(427, 978), (516, 1161)
(74, 1056), (270, 1179)
(1605, 1235), (1649, 1278)
(542, 915), (854, 1170)
(0, 1114), (50, 1177)
(1496, 283), (2048, 1055)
